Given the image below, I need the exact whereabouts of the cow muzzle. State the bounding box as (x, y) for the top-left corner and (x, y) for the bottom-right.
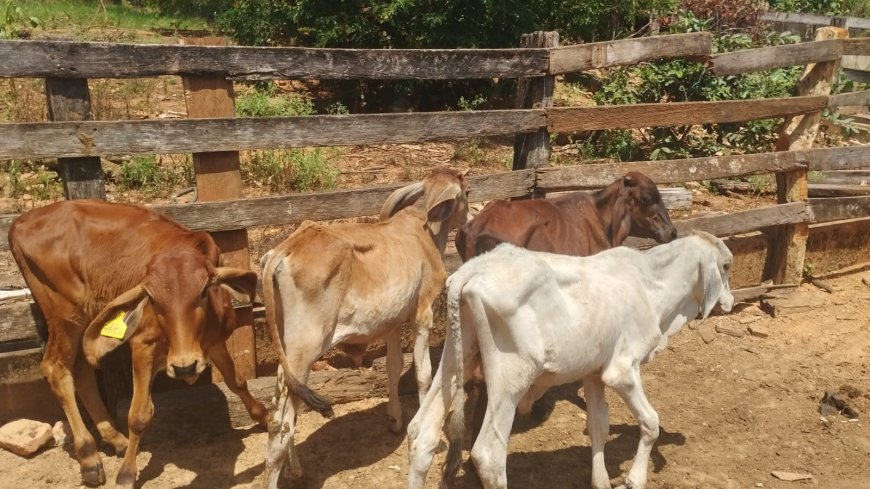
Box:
(167, 357), (207, 382)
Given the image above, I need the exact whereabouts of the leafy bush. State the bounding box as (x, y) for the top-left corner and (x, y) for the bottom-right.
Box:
(242, 149), (339, 192)
(214, 1), (678, 111)
(766, 0), (868, 16)
(578, 10), (806, 161)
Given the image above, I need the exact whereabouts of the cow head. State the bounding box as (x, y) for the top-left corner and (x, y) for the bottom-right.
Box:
(82, 239), (256, 382)
(379, 167), (469, 254)
(695, 231), (735, 318)
(615, 171), (677, 245)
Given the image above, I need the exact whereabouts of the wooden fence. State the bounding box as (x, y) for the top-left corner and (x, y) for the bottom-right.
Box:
(1, 29), (869, 402)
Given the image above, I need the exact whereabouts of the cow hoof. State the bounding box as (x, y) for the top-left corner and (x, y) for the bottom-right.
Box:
(81, 463), (106, 486)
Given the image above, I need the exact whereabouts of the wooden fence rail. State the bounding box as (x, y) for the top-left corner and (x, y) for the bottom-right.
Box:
(3, 92), (868, 160)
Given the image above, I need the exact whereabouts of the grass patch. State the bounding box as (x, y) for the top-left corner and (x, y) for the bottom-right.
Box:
(1, 160), (63, 202)
(242, 149), (340, 193)
(117, 155), (193, 196)
(235, 85), (315, 118)
(17, 0), (211, 42)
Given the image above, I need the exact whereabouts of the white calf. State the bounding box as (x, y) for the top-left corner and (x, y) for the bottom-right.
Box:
(407, 231), (734, 489)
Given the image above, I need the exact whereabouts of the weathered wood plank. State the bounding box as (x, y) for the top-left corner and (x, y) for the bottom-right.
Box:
(0, 171), (534, 252)
(843, 38), (870, 56)
(0, 110), (546, 160)
(809, 144), (870, 171)
(0, 302), (43, 344)
(548, 32), (711, 73)
(809, 184), (870, 197)
(814, 170), (870, 185)
(675, 202), (811, 237)
(547, 96), (828, 133)
(828, 90), (870, 107)
(536, 151), (810, 191)
(709, 39), (844, 76)
(0, 40), (548, 80)
(809, 196), (870, 222)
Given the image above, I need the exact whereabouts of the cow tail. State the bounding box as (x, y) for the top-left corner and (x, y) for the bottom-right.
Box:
(263, 250), (334, 418)
(441, 275), (467, 485)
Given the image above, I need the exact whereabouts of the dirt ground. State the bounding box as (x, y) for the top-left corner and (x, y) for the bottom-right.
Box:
(1, 272), (868, 488)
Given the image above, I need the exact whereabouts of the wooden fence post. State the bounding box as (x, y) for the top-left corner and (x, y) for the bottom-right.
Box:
(764, 26), (849, 284)
(44, 79), (106, 200)
(181, 37), (257, 382)
(513, 30), (558, 196)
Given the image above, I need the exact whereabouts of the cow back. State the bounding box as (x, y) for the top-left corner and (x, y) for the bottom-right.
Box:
(9, 199), (219, 320)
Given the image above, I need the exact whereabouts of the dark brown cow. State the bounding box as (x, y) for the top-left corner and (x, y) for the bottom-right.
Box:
(8, 200), (330, 489)
(455, 171), (677, 261)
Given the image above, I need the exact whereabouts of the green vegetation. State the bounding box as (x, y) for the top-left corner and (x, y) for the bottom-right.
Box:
(235, 84), (315, 118)
(15, 0), (209, 41)
(1, 0), (40, 39)
(118, 155), (193, 196)
(767, 0), (868, 16)
(1, 160), (63, 202)
(242, 149), (340, 193)
(568, 10), (807, 161)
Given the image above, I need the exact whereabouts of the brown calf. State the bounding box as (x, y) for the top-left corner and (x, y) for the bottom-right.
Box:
(455, 171), (677, 261)
(8, 200), (326, 488)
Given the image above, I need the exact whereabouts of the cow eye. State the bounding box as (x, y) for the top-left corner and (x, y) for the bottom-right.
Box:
(200, 287), (209, 300)
(723, 263), (731, 272)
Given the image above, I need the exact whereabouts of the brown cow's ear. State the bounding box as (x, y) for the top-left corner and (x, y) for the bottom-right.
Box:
(380, 181), (425, 221)
(82, 285), (149, 368)
(424, 183), (463, 223)
(214, 267), (258, 303)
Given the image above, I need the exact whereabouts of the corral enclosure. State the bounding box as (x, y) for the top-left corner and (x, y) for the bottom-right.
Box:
(0, 21), (869, 488)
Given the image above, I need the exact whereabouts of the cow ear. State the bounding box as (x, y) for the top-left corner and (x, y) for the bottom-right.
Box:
(424, 183), (463, 223)
(214, 267), (258, 303)
(82, 285), (150, 368)
(700, 262), (724, 319)
(380, 181), (425, 221)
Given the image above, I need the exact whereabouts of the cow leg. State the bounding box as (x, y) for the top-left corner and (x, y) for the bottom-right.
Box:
(385, 327), (404, 433)
(585, 375), (612, 489)
(208, 342), (268, 428)
(73, 357), (129, 456)
(469, 388), (522, 489)
(412, 305), (434, 406)
(407, 358), (449, 489)
(517, 383), (549, 417)
(264, 369), (304, 489)
(114, 341), (156, 489)
(41, 335), (105, 486)
(607, 367), (659, 489)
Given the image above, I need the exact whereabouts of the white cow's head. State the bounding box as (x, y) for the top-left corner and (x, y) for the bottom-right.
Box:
(695, 231), (734, 317)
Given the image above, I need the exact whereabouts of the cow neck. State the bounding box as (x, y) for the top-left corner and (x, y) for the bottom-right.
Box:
(643, 239), (703, 335)
(591, 179), (624, 245)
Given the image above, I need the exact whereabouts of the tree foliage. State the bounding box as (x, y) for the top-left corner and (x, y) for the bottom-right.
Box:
(214, 0), (679, 48)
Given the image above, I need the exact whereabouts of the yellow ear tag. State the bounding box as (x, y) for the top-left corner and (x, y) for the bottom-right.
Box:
(100, 311), (128, 340)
